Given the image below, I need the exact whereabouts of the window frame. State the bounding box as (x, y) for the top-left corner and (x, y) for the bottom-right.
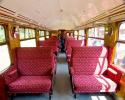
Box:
(78, 30), (85, 40)
(88, 27), (105, 46)
(0, 25), (6, 45)
(39, 30), (45, 40)
(0, 24), (11, 73)
(114, 22), (125, 67)
(19, 27), (36, 41)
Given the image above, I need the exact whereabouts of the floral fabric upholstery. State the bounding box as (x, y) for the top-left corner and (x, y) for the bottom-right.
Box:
(70, 46), (121, 93)
(66, 40), (84, 64)
(73, 75), (117, 93)
(39, 40), (59, 54)
(3, 47), (54, 94)
(9, 76), (51, 93)
(17, 47), (53, 76)
(71, 46), (108, 75)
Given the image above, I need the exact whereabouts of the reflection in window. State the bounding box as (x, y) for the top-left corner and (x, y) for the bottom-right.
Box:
(114, 22), (125, 68)
(0, 25), (6, 43)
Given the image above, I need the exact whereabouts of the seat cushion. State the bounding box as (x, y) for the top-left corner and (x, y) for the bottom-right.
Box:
(73, 75), (117, 93)
(8, 76), (51, 93)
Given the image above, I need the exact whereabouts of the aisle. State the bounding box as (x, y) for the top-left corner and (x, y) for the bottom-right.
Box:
(52, 53), (72, 100)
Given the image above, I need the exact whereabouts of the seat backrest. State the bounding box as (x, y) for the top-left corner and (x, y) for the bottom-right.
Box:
(71, 46), (108, 75)
(66, 40), (84, 55)
(40, 40), (58, 47)
(15, 47), (53, 76)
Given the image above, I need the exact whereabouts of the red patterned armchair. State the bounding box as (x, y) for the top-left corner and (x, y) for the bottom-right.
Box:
(65, 40), (84, 65)
(3, 47), (55, 100)
(39, 40), (59, 55)
(70, 46), (122, 98)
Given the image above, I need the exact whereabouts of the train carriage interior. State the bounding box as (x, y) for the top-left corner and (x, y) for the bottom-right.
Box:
(0, 0), (125, 100)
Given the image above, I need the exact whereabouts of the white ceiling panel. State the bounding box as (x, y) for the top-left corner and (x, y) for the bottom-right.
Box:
(0, 0), (124, 29)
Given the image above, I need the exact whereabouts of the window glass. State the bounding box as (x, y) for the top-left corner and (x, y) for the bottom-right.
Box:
(25, 28), (29, 39)
(79, 36), (85, 40)
(46, 31), (49, 36)
(114, 22), (125, 68)
(46, 36), (49, 38)
(88, 38), (104, 46)
(88, 28), (95, 37)
(119, 22), (125, 41)
(40, 31), (44, 37)
(32, 29), (35, 38)
(94, 27), (105, 38)
(0, 45), (11, 72)
(29, 29), (32, 38)
(20, 39), (36, 47)
(74, 31), (78, 35)
(0, 25), (6, 43)
(0, 25), (11, 72)
(39, 37), (45, 41)
(79, 30), (85, 36)
(88, 27), (104, 46)
(19, 28), (25, 40)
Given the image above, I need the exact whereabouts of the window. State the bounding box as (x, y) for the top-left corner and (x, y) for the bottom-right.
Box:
(20, 39), (36, 47)
(19, 28), (25, 40)
(39, 31), (45, 40)
(79, 30), (85, 40)
(114, 22), (125, 68)
(0, 25), (11, 73)
(0, 25), (6, 43)
(46, 31), (49, 39)
(19, 27), (36, 47)
(66, 32), (69, 36)
(74, 31), (78, 40)
(88, 27), (104, 46)
(40, 31), (44, 37)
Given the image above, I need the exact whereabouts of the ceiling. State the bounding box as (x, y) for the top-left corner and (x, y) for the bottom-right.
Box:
(0, 0), (124, 30)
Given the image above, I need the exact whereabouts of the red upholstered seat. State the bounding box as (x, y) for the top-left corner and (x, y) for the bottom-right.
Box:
(39, 40), (59, 55)
(73, 75), (102, 93)
(3, 47), (55, 99)
(9, 76), (51, 93)
(70, 46), (122, 98)
(65, 40), (84, 65)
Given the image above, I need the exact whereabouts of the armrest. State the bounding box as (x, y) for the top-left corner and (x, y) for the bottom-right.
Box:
(103, 64), (122, 84)
(3, 65), (19, 85)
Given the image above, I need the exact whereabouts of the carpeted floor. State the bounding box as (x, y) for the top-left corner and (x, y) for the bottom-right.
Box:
(11, 53), (122, 100)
